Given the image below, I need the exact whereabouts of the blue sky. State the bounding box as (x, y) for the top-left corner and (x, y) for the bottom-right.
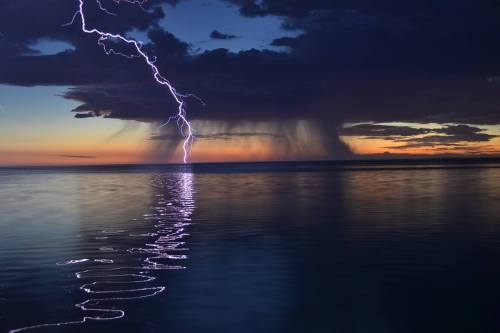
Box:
(158, 0), (297, 52)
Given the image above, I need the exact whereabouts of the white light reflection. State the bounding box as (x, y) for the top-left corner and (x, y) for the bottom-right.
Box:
(9, 171), (195, 333)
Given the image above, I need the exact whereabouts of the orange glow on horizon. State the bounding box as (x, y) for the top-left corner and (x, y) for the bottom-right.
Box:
(342, 136), (500, 156)
(2, 119), (500, 166)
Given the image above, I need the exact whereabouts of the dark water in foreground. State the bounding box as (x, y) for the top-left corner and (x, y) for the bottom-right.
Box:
(1, 161), (500, 333)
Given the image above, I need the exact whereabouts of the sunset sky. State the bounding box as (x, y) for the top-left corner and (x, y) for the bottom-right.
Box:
(1, 0), (500, 166)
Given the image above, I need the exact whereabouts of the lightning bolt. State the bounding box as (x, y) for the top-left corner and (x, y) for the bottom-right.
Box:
(66, 0), (196, 163)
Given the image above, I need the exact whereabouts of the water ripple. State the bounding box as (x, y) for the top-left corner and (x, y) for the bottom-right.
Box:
(9, 172), (195, 333)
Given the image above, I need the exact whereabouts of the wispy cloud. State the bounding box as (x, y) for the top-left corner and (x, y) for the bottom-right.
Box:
(210, 30), (237, 40)
(150, 132), (282, 141)
(56, 154), (97, 159)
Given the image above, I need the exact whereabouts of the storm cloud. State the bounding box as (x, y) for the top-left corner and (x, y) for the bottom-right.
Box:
(1, 0), (500, 158)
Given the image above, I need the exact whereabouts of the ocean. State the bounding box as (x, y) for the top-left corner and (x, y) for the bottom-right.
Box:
(1, 160), (500, 332)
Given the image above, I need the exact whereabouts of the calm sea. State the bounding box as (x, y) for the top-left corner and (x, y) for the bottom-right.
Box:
(1, 161), (500, 333)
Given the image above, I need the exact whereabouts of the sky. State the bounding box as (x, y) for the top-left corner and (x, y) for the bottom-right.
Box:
(1, 0), (500, 165)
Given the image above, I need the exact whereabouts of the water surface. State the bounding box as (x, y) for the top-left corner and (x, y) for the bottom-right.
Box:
(1, 161), (500, 332)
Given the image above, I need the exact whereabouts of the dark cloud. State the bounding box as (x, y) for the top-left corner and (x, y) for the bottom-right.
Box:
(1, 0), (500, 158)
(210, 30), (237, 40)
(0, 0), (168, 43)
(270, 36), (297, 47)
(225, 0), (500, 78)
(340, 123), (497, 150)
(56, 154), (97, 158)
(432, 145), (500, 154)
(395, 133), (492, 146)
(355, 124), (500, 150)
(339, 124), (430, 137)
(74, 112), (96, 118)
(433, 124), (492, 138)
(224, 0), (330, 17)
(146, 27), (189, 58)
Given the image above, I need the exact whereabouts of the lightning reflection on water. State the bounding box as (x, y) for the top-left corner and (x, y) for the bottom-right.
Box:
(9, 171), (195, 333)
